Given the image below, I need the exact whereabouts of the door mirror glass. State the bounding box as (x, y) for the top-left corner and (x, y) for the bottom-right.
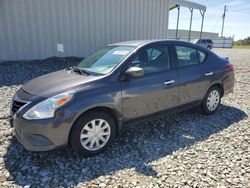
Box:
(125, 67), (144, 78)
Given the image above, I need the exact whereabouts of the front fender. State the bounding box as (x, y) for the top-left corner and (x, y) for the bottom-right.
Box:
(66, 82), (123, 130)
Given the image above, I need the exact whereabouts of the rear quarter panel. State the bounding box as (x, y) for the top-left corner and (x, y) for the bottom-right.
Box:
(203, 52), (233, 96)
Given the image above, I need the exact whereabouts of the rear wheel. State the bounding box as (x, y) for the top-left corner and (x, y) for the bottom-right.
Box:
(70, 111), (116, 156)
(202, 86), (221, 115)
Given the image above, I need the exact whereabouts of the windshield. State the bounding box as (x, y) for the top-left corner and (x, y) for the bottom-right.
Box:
(76, 46), (135, 75)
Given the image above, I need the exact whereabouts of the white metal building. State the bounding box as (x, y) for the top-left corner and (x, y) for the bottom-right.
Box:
(0, 0), (206, 61)
(168, 29), (218, 40)
(168, 29), (233, 48)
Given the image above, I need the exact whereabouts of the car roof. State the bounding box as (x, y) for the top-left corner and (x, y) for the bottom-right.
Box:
(109, 39), (195, 48)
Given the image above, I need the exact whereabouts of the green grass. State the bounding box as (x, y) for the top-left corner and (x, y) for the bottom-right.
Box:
(233, 45), (250, 49)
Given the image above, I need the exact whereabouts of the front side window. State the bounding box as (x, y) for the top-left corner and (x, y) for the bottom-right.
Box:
(129, 46), (170, 75)
(175, 46), (201, 67)
(147, 48), (162, 61)
(76, 46), (135, 75)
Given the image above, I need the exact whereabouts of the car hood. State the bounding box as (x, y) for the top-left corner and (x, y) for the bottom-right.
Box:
(22, 70), (101, 98)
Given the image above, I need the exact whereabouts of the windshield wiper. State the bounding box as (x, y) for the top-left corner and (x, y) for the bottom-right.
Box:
(73, 67), (90, 75)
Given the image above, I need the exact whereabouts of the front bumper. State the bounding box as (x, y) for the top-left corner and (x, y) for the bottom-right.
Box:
(10, 109), (75, 152)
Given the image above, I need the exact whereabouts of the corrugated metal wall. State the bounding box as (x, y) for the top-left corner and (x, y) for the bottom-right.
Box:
(0, 0), (169, 60)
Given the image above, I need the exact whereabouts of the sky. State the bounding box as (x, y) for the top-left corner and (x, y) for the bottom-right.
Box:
(168, 0), (250, 40)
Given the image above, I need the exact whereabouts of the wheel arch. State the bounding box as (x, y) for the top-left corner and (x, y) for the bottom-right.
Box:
(206, 82), (224, 97)
(68, 106), (122, 145)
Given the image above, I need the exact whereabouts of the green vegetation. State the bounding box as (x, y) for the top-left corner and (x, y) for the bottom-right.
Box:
(233, 37), (250, 48)
(233, 45), (250, 49)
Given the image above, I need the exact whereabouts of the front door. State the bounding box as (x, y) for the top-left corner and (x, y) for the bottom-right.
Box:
(121, 44), (179, 122)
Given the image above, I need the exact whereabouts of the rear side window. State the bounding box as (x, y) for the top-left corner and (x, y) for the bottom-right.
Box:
(175, 46), (199, 67)
(197, 50), (206, 63)
(175, 46), (207, 67)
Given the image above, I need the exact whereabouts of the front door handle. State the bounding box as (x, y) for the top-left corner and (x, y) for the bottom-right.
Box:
(205, 72), (214, 76)
(164, 80), (175, 85)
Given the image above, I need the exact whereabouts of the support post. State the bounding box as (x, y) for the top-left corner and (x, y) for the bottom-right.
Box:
(175, 5), (180, 39)
(188, 8), (193, 42)
(221, 5), (228, 37)
(199, 10), (205, 39)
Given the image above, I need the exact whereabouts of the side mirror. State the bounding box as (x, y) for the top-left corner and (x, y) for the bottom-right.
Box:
(125, 66), (144, 78)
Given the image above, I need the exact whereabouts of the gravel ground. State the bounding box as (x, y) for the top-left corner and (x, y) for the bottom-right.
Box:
(0, 49), (249, 188)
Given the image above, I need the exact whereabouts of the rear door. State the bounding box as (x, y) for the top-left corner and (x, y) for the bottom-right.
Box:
(173, 45), (211, 105)
(121, 44), (179, 121)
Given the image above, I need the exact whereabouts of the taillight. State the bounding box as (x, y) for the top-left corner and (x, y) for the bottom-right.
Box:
(226, 63), (234, 70)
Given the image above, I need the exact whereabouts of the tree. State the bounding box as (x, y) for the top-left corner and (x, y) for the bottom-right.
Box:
(234, 37), (250, 46)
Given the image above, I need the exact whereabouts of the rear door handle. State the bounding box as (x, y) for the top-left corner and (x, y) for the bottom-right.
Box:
(205, 72), (214, 76)
(164, 80), (175, 85)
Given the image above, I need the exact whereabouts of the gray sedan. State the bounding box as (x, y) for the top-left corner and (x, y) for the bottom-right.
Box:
(10, 40), (234, 156)
(193, 39), (214, 50)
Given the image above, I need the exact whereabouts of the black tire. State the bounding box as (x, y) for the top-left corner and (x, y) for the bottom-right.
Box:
(201, 86), (222, 115)
(70, 111), (116, 157)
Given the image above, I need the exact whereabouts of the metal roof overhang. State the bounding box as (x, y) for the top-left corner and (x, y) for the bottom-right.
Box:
(169, 0), (206, 40)
(169, 0), (206, 12)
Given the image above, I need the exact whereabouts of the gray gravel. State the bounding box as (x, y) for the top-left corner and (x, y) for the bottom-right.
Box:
(0, 49), (249, 187)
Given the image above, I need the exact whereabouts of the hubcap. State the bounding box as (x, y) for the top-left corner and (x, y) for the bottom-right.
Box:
(80, 119), (111, 151)
(207, 90), (220, 111)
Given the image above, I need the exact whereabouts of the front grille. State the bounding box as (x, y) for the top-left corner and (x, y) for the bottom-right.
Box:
(12, 100), (27, 114)
(10, 88), (31, 115)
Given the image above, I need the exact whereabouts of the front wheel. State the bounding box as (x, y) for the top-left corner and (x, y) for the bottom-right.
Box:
(202, 86), (221, 115)
(70, 111), (116, 157)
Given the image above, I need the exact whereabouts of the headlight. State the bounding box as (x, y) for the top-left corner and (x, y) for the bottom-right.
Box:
(23, 91), (74, 120)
